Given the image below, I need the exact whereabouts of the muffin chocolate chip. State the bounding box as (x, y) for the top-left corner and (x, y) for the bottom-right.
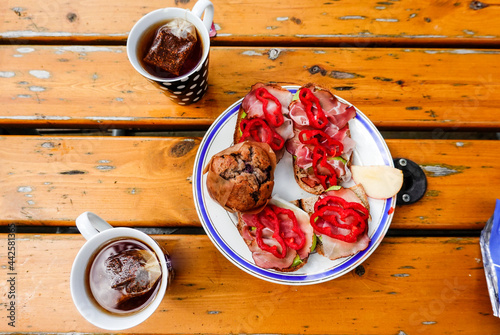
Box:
(204, 141), (277, 213)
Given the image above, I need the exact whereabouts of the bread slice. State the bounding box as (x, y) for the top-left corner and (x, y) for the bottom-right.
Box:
(288, 83), (355, 194)
(292, 162), (324, 195)
(236, 195), (315, 272)
(234, 83), (289, 143)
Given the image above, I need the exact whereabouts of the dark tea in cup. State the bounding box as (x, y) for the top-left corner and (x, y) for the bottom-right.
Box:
(126, 1), (214, 105)
(139, 18), (203, 79)
(87, 238), (162, 314)
(72, 212), (172, 330)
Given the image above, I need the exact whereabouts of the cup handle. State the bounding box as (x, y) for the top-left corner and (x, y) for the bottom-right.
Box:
(76, 211), (113, 240)
(191, 0), (214, 33)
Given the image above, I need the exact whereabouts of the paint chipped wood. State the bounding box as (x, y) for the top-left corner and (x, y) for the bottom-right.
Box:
(1, 0), (500, 46)
(421, 164), (470, 177)
(0, 136), (201, 226)
(0, 234), (499, 334)
(1, 1), (498, 334)
(1, 137), (499, 228)
(1, 45), (499, 130)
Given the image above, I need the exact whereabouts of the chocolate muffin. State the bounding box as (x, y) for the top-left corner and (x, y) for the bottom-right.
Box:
(204, 141), (276, 213)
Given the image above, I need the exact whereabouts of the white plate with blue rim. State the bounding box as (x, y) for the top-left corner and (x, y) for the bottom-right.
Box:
(192, 86), (395, 285)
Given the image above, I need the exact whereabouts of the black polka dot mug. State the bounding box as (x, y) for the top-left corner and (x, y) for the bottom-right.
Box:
(127, 0), (214, 105)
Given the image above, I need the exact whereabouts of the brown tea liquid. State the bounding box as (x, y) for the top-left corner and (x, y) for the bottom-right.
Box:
(87, 238), (162, 314)
(138, 19), (203, 79)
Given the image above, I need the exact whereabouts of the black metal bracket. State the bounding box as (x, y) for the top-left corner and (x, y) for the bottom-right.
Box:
(393, 158), (427, 205)
(111, 129), (129, 136)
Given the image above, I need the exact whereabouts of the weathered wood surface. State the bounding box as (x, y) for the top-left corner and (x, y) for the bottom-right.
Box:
(2, 1), (498, 334)
(1, 45), (499, 130)
(1, 136), (499, 229)
(0, 136), (201, 226)
(0, 234), (497, 334)
(1, 0), (500, 46)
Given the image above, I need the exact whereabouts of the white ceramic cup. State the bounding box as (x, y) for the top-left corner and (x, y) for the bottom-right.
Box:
(70, 212), (171, 330)
(127, 0), (214, 105)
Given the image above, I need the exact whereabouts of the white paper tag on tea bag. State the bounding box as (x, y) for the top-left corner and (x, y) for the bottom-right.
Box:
(165, 18), (197, 41)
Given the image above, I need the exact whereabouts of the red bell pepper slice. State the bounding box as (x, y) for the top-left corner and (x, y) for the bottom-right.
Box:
(314, 195), (369, 221)
(310, 205), (366, 243)
(239, 118), (284, 151)
(299, 88), (328, 129)
(247, 204), (307, 258)
(312, 146), (338, 189)
(271, 205), (305, 251)
(255, 87), (284, 128)
(253, 206), (287, 259)
(297, 129), (344, 189)
(309, 195), (369, 243)
(298, 129), (344, 157)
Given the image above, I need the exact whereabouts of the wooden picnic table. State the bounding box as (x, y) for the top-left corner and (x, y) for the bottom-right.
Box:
(1, 0), (500, 333)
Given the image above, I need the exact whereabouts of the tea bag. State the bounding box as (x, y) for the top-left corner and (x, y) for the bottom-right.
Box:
(105, 249), (162, 297)
(143, 18), (198, 76)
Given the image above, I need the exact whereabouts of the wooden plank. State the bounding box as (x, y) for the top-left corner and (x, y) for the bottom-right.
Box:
(389, 139), (500, 229)
(1, 0), (500, 46)
(1, 136), (499, 229)
(1, 45), (500, 130)
(0, 233), (498, 334)
(0, 136), (201, 226)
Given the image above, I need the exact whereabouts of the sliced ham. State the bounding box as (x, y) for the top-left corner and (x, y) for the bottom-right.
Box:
(239, 83), (294, 153)
(320, 233), (370, 260)
(294, 144), (312, 168)
(241, 83), (293, 120)
(240, 215), (298, 269)
(287, 123), (351, 159)
(290, 142), (351, 183)
(251, 246), (297, 270)
(275, 118), (294, 144)
(286, 85), (357, 189)
(239, 197), (314, 270)
(288, 89), (355, 130)
(331, 125), (355, 161)
(241, 224), (297, 269)
(288, 103), (309, 127)
(323, 187), (366, 204)
(285, 129), (302, 155)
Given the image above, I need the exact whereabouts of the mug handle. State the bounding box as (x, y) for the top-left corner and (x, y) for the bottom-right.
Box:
(191, 0), (214, 33)
(76, 211), (113, 240)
